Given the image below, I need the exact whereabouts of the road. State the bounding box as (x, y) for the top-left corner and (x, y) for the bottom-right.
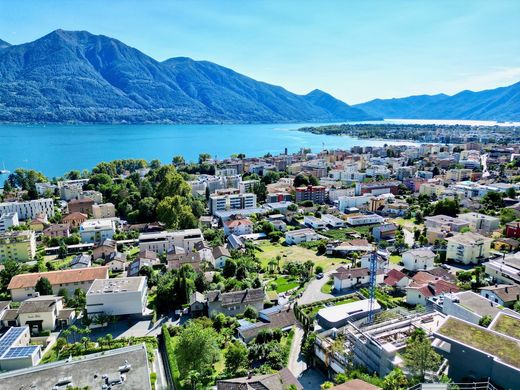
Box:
(403, 228), (415, 247)
(153, 349), (168, 390)
(298, 270), (335, 305)
(288, 326), (307, 377)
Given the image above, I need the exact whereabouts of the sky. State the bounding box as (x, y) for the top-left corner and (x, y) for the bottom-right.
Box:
(1, 0), (520, 104)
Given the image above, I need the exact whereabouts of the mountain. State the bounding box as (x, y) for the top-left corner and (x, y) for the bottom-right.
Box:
(303, 89), (374, 121)
(0, 30), (376, 124)
(0, 39), (10, 49)
(354, 82), (520, 121)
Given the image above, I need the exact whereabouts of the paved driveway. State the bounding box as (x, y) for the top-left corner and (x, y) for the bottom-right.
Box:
(298, 368), (327, 390)
(298, 271), (335, 304)
(288, 326), (307, 377)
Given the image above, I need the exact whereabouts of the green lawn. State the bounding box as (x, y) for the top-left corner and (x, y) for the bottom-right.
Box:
(320, 278), (334, 294)
(389, 255), (402, 264)
(270, 276), (300, 293)
(256, 240), (344, 271)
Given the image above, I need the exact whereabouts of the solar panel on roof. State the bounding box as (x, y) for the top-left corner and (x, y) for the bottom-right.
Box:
(2, 345), (39, 358)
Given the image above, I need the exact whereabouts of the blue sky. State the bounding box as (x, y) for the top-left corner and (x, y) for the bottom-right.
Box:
(1, 0), (519, 103)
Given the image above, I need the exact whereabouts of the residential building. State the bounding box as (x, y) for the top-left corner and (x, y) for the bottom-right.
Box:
(303, 215), (326, 230)
(70, 254), (92, 269)
(457, 212), (500, 235)
(86, 277), (148, 317)
(480, 284), (520, 307)
(0, 212), (19, 233)
(434, 291), (504, 325)
(216, 368), (301, 390)
(372, 223), (397, 241)
(419, 183), (445, 197)
(212, 246), (231, 269)
(79, 190), (103, 204)
(62, 211), (88, 228)
(424, 215), (469, 232)
(92, 238), (118, 260)
(0, 344), (151, 389)
(354, 181), (400, 196)
(68, 197), (95, 215)
(207, 288), (265, 317)
(484, 255), (520, 285)
(401, 248), (436, 271)
(321, 214), (345, 228)
(295, 185), (326, 204)
(338, 196), (371, 211)
(79, 218), (117, 244)
(383, 269), (410, 289)
(42, 223), (70, 239)
(433, 314), (520, 389)
(0, 199), (54, 220)
(332, 266), (384, 291)
(237, 305), (297, 343)
(138, 229), (204, 254)
(8, 267), (109, 301)
(167, 252), (202, 271)
(0, 326), (41, 371)
(266, 192), (292, 203)
(0, 230), (36, 262)
(17, 296), (75, 333)
(92, 203), (116, 219)
(223, 218), (254, 236)
(406, 274), (459, 306)
(285, 228), (321, 245)
(446, 232), (493, 264)
(345, 213), (384, 226)
(103, 252), (126, 272)
(209, 193), (257, 215)
(505, 221), (520, 238)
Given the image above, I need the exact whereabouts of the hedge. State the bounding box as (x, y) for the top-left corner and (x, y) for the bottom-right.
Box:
(162, 325), (183, 390)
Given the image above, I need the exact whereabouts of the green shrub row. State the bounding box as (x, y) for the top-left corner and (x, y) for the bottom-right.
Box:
(162, 325), (183, 390)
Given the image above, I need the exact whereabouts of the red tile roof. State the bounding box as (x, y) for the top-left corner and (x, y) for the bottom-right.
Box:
(8, 267), (109, 290)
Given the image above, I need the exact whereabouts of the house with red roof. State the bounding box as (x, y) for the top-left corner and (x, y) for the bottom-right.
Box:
(383, 269), (410, 289)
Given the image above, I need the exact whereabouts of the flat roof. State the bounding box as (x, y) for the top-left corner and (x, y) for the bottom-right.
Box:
(437, 316), (520, 369)
(317, 299), (380, 324)
(87, 277), (145, 295)
(451, 291), (502, 318)
(0, 344), (151, 389)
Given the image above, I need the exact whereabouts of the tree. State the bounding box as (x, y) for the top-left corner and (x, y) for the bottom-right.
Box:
(383, 368), (408, 390)
(35, 277), (53, 296)
(198, 153), (211, 164)
(0, 259), (21, 293)
(157, 196), (197, 229)
(175, 321), (220, 383)
(321, 382), (334, 389)
(243, 305), (258, 320)
(172, 155), (185, 166)
(514, 300), (520, 313)
(432, 198), (460, 217)
(482, 191), (505, 211)
(403, 329), (441, 380)
(224, 340), (249, 376)
(223, 259), (237, 278)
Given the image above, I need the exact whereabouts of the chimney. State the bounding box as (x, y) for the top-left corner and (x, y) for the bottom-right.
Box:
(505, 287), (509, 293)
(247, 371), (253, 379)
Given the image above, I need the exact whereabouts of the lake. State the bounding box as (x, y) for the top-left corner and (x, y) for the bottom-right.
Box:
(0, 122), (414, 178)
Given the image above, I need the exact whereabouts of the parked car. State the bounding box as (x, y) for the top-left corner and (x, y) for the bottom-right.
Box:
(316, 273), (324, 279)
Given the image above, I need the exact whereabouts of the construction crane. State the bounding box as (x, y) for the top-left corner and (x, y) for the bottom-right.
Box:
(367, 249), (379, 324)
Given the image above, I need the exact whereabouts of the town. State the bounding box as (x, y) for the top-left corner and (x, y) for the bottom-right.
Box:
(0, 140), (520, 390)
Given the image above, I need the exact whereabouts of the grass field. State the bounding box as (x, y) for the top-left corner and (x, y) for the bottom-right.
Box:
(256, 241), (345, 271)
(389, 255), (402, 264)
(320, 278), (334, 294)
(270, 276), (300, 293)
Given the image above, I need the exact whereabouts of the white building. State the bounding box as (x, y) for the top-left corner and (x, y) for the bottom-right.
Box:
(338, 196), (371, 212)
(484, 255), (520, 286)
(457, 212), (500, 235)
(446, 232), (493, 264)
(285, 228), (321, 245)
(138, 229), (204, 255)
(0, 199), (54, 220)
(0, 230), (36, 262)
(332, 266), (384, 291)
(0, 327), (41, 371)
(345, 214), (384, 226)
(304, 216), (326, 230)
(79, 219), (117, 244)
(209, 193), (257, 215)
(0, 212), (19, 233)
(86, 277), (148, 317)
(402, 248), (436, 271)
(321, 214), (345, 228)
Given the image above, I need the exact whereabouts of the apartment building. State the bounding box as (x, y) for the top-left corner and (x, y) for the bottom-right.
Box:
(295, 185), (326, 204)
(0, 230), (36, 262)
(209, 193), (257, 215)
(138, 228), (204, 254)
(457, 212), (500, 235)
(92, 203), (116, 219)
(484, 255), (520, 286)
(0, 199), (54, 220)
(446, 232), (493, 264)
(285, 228), (321, 245)
(86, 277), (148, 317)
(424, 215), (469, 232)
(79, 219), (117, 244)
(402, 248), (436, 271)
(345, 213), (384, 226)
(354, 181), (400, 196)
(0, 212), (19, 233)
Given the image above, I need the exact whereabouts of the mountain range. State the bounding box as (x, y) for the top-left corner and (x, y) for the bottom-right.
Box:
(0, 30), (518, 124)
(0, 30), (375, 124)
(353, 82), (520, 122)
